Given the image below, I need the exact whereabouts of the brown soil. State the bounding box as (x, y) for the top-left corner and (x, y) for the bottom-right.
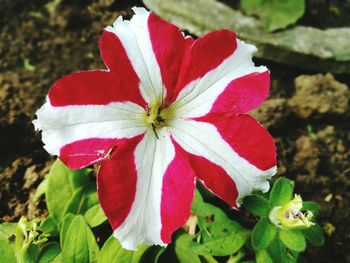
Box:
(0, 0), (349, 262)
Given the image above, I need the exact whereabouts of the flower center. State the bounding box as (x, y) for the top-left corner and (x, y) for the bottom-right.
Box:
(144, 100), (175, 138)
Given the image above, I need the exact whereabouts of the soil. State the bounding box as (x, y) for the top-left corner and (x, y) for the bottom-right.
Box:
(0, 0), (349, 262)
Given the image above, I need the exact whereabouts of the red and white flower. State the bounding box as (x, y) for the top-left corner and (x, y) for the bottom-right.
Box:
(34, 7), (276, 250)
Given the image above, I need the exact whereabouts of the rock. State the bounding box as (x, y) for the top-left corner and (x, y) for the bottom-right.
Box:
(250, 98), (287, 129)
(287, 73), (349, 119)
(144, 0), (350, 73)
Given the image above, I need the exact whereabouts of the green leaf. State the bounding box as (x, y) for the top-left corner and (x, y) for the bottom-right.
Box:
(269, 177), (294, 207)
(303, 224), (324, 246)
(256, 249), (273, 263)
(38, 242), (61, 263)
(61, 215), (99, 263)
(40, 216), (59, 236)
(60, 214), (76, 248)
(0, 223), (16, 240)
(244, 195), (269, 217)
(302, 201), (320, 216)
(174, 232), (201, 263)
(241, 0), (305, 32)
(98, 235), (149, 263)
(64, 187), (86, 215)
(0, 240), (16, 263)
(24, 244), (41, 263)
(268, 238), (297, 263)
(46, 160), (93, 225)
(251, 218), (277, 250)
(191, 190), (249, 256)
(84, 204), (107, 228)
(279, 229), (306, 252)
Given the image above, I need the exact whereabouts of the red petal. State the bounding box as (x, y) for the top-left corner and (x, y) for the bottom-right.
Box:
(148, 13), (192, 100)
(97, 135), (143, 230)
(160, 140), (196, 243)
(60, 138), (119, 169)
(174, 30), (237, 99)
(197, 114), (276, 171)
(210, 71), (270, 114)
(49, 69), (146, 107)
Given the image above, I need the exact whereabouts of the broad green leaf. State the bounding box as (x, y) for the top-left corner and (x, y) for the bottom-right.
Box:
(24, 244), (41, 263)
(0, 240), (16, 263)
(269, 177), (294, 207)
(244, 195), (269, 217)
(98, 235), (149, 263)
(251, 218), (277, 249)
(64, 187), (86, 215)
(38, 242), (61, 263)
(303, 224), (324, 246)
(46, 160), (93, 225)
(40, 216), (59, 236)
(84, 204), (107, 228)
(241, 0), (305, 32)
(0, 223), (16, 240)
(279, 229), (306, 252)
(174, 232), (201, 263)
(191, 191), (249, 256)
(61, 215), (99, 263)
(256, 249), (273, 263)
(60, 214), (76, 248)
(302, 201), (320, 216)
(268, 238), (297, 263)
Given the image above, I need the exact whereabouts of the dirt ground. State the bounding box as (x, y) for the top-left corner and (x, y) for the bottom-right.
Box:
(0, 0), (349, 262)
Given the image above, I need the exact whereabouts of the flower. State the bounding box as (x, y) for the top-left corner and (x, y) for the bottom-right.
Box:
(33, 7), (276, 250)
(269, 195), (315, 229)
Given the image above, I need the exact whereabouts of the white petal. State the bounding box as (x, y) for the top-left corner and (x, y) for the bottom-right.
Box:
(34, 99), (146, 155)
(114, 128), (175, 250)
(106, 7), (165, 104)
(168, 119), (276, 203)
(173, 40), (266, 118)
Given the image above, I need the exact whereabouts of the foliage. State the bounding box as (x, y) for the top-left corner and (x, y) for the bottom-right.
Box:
(0, 160), (324, 262)
(241, 0), (305, 31)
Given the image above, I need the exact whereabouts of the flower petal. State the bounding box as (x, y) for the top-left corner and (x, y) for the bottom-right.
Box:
(169, 118), (276, 204)
(173, 39), (269, 118)
(49, 70), (146, 107)
(106, 129), (195, 250)
(106, 8), (165, 103)
(34, 101), (146, 168)
(148, 13), (193, 100)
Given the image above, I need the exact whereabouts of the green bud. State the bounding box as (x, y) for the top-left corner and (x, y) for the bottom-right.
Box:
(269, 195), (315, 229)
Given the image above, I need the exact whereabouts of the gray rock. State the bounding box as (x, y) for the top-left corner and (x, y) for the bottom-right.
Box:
(144, 0), (350, 73)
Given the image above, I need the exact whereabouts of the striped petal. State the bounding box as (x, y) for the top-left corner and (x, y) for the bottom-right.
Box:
(98, 129), (195, 250)
(172, 36), (270, 118)
(168, 117), (276, 205)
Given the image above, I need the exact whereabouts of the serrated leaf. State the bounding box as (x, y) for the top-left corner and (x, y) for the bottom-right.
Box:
(84, 204), (107, 228)
(46, 160), (94, 225)
(303, 224), (324, 246)
(98, 235), (149, 263)
(269, 177), (294, 207)
(241, 0), (305, 32)
(244, 195), (269, 217)
(279, 229), (306, 252)
(61, 215), (99, 263)
(38, 242), (61, 263)
(251, 218), (277, 249)
(174, 233), (201, 263)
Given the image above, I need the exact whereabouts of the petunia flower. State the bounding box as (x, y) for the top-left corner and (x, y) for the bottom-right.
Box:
(33, 7), (276, 250)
